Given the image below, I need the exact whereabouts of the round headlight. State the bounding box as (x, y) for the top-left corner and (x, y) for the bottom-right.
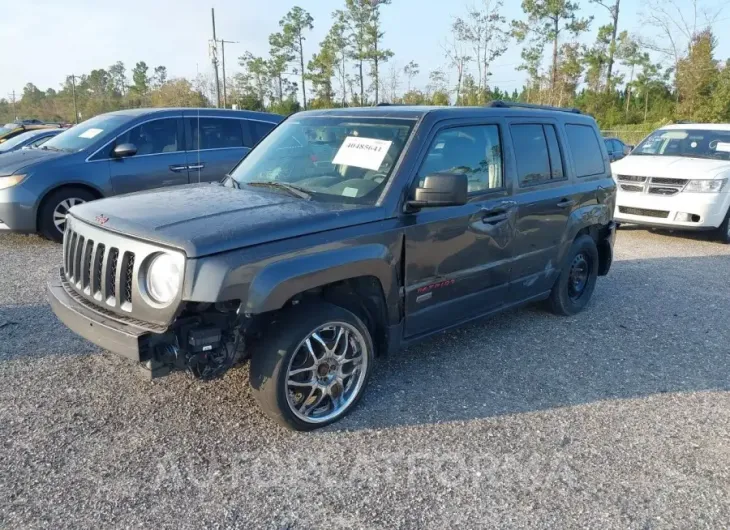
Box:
(146, 254), (181, 304)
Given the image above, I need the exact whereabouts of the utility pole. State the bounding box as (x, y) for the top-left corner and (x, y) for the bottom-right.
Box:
(218, 39), (239, 108)
(8, 91), (16, 120)
(69, 75), (79, 124)
(210, 8), (221, 108)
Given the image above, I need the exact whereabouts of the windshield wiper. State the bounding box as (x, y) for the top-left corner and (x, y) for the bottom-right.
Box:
(40, 145), (62, 152)
(246, 181), (312, 200)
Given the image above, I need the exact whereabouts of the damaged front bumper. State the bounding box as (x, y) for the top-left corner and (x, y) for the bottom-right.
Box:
(47, 269), (246, 379)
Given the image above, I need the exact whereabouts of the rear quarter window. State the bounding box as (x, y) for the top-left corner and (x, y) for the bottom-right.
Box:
(565, 124), (605, 177)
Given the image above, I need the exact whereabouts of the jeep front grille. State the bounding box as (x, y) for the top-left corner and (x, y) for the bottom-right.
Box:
(64, 226), (135, 310)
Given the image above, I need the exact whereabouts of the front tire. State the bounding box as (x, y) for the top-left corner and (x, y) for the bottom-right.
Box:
(249, 302), (374, 431)
(717, 208), (730, 244)
(39, 187), (97, 242)
(548, 235), (599, 316)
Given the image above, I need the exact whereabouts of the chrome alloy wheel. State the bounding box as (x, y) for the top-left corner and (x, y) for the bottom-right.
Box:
(285, 322), (369, 424)
(53, 197), (85, 234)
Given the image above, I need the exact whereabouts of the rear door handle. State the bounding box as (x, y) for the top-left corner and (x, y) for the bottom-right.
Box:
(557, 198), (576, 209)
(169, 165), (188, 172)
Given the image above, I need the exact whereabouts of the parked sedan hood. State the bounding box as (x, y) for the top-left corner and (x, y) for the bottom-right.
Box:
(0, 148), (64, 176)
(612, 155), (730, 179)
(70, 184), (384, 258)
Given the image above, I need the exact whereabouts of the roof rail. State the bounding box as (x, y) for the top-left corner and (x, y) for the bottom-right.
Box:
(488, 100), (582, 114)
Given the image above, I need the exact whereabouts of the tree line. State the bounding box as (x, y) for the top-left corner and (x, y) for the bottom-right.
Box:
(2, 0), (729, 130)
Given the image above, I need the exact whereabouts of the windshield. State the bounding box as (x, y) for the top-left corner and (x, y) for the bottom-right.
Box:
(633, 129), (730, 161)
(229, 116), (415, 204)
(0, 130), (38, 152)
(42, 114), (129, 152)
(0, 124), (20, 137)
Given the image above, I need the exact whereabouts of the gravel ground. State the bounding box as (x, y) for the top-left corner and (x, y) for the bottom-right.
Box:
(2, 228), (730, 529)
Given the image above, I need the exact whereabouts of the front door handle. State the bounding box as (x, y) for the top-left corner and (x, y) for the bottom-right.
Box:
(481, 210), (508, 224)
(187, 163), (205, 170)
(169, 165), (188, 172)
(557, 198), (576, 209)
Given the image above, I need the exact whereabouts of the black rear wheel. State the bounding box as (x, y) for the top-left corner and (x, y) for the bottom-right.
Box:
(548, 235), (599, 316)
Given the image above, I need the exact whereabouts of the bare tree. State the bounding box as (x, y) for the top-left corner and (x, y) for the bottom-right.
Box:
(452, 0), (508, 102)
(443, 30), (471, 105)
(403, 60), (420, 93)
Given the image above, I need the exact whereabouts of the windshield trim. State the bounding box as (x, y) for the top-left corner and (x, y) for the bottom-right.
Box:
(230, 115), (419, 207)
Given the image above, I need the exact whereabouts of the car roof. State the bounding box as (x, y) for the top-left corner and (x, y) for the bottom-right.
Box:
(661, 123), (730, 131)
(297, 105), (597, 123)
(105, 108), (283, 121)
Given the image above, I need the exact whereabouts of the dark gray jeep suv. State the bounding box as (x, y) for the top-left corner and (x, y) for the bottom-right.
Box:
(48, 103), (616, 430)
(0, 108), (282, 241)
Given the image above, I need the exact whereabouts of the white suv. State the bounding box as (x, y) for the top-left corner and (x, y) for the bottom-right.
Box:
(612, 123), (730, 243)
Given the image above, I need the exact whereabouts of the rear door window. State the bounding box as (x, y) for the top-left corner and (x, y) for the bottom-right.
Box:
(186, 117), (245, 151)
(565, 124), (606, 177)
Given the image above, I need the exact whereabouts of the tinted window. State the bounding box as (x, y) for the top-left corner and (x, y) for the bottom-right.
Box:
(612, 139), (623, 153)
(510, 124), (551, 186)
(187, 117), (244, 150)
(604, 139), (614, 153)
(248, 120), (277, 146)
(565, 124), (605, 177)
(418, 125), (503, 193)
(544, 125), (565, 179)
(116, 118), (180, 156)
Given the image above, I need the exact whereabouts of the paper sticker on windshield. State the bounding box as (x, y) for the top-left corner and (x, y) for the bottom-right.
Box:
(79, 128), (103, 139)
(332, 136), (392, 171)
(715, 142), (730, 153)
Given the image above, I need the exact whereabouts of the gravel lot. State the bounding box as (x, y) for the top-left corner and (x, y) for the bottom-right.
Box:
(2, 228), (730, 529)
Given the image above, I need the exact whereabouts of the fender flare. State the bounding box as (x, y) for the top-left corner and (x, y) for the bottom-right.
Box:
(245, 244), (398, 315)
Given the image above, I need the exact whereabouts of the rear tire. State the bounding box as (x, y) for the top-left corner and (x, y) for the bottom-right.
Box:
(548, 235), (599, 316)
(38, 187), (97, 243)
(249, 302), (374, 431)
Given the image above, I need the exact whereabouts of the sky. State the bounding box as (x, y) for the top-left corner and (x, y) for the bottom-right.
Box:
(2, 0), (730, 102)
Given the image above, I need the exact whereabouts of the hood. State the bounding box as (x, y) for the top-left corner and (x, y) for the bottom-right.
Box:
(612, 155), (730, 179)
(0, 148), (65, 176)
(69, 184), (384, 258)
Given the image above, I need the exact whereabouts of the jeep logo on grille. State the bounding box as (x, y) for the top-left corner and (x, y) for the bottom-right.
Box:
(95, 215), (109, 225)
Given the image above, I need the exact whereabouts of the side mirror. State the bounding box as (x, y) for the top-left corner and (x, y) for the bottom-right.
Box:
(407, 173), (468, 210)
(112, 143), (137, 158)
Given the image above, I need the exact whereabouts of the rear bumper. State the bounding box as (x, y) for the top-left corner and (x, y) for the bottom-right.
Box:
(47, 270), (154, 361)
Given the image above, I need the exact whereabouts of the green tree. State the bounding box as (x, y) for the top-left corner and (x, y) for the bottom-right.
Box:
(365, 0), (393, 104)
(307, 33), (338, 106)
(345, 0), (371, 105)
(149, 78), (207, 107)
(130, 61), (149, 97)
(676, 29), (718, 121)
(269, 31), (295, 102)
(277, 6), (314, 109)
(590, 0), (621, 92)
(513, 0), (591, 93)
(108, 61), (127, 96)
(152, 66), (168, 89)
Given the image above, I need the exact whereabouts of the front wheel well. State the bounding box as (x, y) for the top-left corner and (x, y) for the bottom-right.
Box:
(36, 184), (103, 227)
(280, 276), (389, 357)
